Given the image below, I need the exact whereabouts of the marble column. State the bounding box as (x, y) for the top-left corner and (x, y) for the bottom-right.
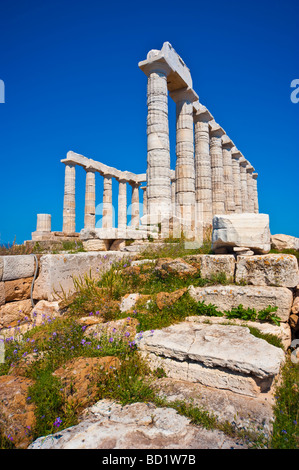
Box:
(84, 167), (96, 229)
(131, 183), (140, 228)
(36, 214), (51, 232)
(210, 123), (225, 215)
(141, 186), (147, 217)
(252, 172), (259, 213)
(239, 158), (249, 213)
(246, 165), (255, 213)
(62, 163), (76, 233)
(231, 148), (243, 213)
(194, 108), (213, 225)
(143, 63), (172, 223)
(102, 175), (113, 229)
(171, 87), (197, 233)
(118, 179), (127, 229)
(221, 136), (235, 214)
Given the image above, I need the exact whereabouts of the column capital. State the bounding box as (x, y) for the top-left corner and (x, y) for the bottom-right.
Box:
(169, 86), (198, 104)
(252, 172), (258, 179)
(193, 104), (213, 123)
(221, 135), (234, 150)
(209, 120), (225, 138)
(246, 164), (254, 173)
(231, 147), (242, 159)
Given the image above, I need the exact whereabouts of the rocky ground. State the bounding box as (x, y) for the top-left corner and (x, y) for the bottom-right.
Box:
(0, 249), (298, 449)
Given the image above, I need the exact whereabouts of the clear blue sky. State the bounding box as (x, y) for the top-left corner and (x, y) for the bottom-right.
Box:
(0, 0), (298, 244)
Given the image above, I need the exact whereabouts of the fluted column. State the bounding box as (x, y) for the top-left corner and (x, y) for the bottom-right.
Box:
(141, 186), (147, 217)
(246, 165), (255, 213)
(210, 124), (225, 215)
(194, 108), (213, 225)
(143, 63), (172, 223)
(131, 183), (140, 228)
(231, 148), (243, 213)
(171, 87), (197, 233)
(239, 158), (249, 212)
(252, 173), (259, 213)
(84, 167), (96, 229)
(118, 179), (127, 229)
(62, 163), (76, 233)
(222, 136), (235, 214)
(102, 175), (113, 228)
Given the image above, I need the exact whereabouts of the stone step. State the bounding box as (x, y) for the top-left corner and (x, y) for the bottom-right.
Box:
(136, 322), (285, 398)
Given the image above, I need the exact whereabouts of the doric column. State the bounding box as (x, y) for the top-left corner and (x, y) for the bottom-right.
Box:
(36, 214), (51, 232)
(239, 158), (249, 212)
(141, 186), (147, 217)
(209, 122), (225, 215)
(142, 62), (172, 223)
(252, 172), (259, 213)
(170, 87), (198, 232)
(102, 175), (113, 229)
(118, 179), (127, 229)
(62, 163), (76, 233)
(231, 148), (243, 213)
(246, 164), (255, 213)
(221, 135), (235, 214)
(84, 167), (96, 229)
(131, 183), (140, 228)
(194, 107), (213, 225)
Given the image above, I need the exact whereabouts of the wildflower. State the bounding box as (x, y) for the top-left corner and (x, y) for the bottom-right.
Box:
(82, 326), (87, 331)
(89, 312), (93, 316)
(282, 430), (287, 434)
(7, 434), (13, 441)
(53, 417), (62, 428)
(109, 337), (114, 343)
(95, 311), (100, 315)
(125, 332), (130, 337)
(81, 339), (86, 345)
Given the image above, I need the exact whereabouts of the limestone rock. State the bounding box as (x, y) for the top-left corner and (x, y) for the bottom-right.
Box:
(188, 284), (293, 322)
(4, 277), (33, 302)
(0, 299), (32, 328)
(156, 288), (187, 310)
(155, 377), (274, 438)
(0, 375), (36, 449)
(119, 293), (141, 313)
(271, 234), (299, 251)
(292, 297), (299, 315)
(30, 300), (61, 325)
(136, 322), (285, 397)
(1, 255), (36, 281)
(155, 258), (197, 277)
(82, 239), (110, 251)
(53, 356), (120, 412)
(0, 282), (4, 306)
(184, 254), (235, 281)
(28, 399), (246, 449)
(235, 254), (299, 288)
(212, 213), (271, 254)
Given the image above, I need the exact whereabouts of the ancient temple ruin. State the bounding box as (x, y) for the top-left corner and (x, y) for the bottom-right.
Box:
(31, 42), (259, 248)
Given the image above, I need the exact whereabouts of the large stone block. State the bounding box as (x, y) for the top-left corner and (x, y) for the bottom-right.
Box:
(33, 252), (129, 301)
(235, 254), (299, 288)
(184, 254), (235, 281)
(136, 322), (285, 397)
(1, 255), (36, 281)
(271, 234), (299, 251)
(0, 282), (4, 306)
(212, 213), (271, 254)
(188, 284), (293, 322)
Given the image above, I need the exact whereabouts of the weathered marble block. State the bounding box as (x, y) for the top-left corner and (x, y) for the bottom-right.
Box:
(1, 255), (36, 281)
(188, 284), (293, 322)
(235, 254), (299, 288)
(184, 254), (235, 281)
(136, 322), (285, 397)
(212, 213), (271, 254)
